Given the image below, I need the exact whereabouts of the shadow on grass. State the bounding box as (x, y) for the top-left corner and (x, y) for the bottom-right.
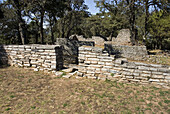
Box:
(0, 45), (9, 68)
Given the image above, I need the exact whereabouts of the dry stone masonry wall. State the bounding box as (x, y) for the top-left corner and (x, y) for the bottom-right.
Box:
(104, 44), (148, 60)
(78, 46), (170, 88)
(0, 45), (63, 71)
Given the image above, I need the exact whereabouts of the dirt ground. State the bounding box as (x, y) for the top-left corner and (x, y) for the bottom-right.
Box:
(0, 67), (169, 114)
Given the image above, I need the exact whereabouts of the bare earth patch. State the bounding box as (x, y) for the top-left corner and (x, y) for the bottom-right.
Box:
(0, 67), (169, 113)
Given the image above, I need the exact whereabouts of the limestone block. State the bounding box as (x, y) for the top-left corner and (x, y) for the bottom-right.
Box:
(34, 68), (39, 71)
(87, 67), (96, 71)
(127, 65), (137, 69)
(109, 69), (118, 74)
(142, 71), (152, 74)
(30, 61), (38, 65)
(135, 62), (149, 66)
(114, 59), (122, 64)
(163, 73), (170, 76)
(129, 79), (140, 82)
(84, 61), (91, 64)
(132, 73), (140, 76)
(91, 61), (98, 64)
(45, 60), (51, 63)
(138, 66), (150, 71)
(88, 58), (99, 61)
(149, 79), (160, 82)
(101, 68), (109, 72)
(62, 68), (74, 73)
(84, 47), (92, 51)
(105, 62), (113, 66)
(79, 47), (85, 51)
(150, 64), (162, 68)
(79, 51), (88, 54)
(152, 72), (163, 75)
(87, 76), (97, 79)
(149, 67), (158, 72)
(141, 73), (151, 77)
(40, 53), (49, 55)
(32, 65), (37, 68)
(152, 75), (164, 79)
(24, 64), (30, 67)
(79, 54), (85, 57)
(38, 50), (44, 52)
(134, 70), (143, 73)
(101, 53), (109, 56)
(87, 71), (95, 74)
(113, 67), (122, 71)
(97, 56), (113, 59)
(42, 64), (48, 68)
(51, 56), (56, 59)
(62, 74), (71, 78)
(98, 62), (105, 65)
(103, 66), (112, 69)
(51, 65), (56, 70)
(86, 54), (96, 58)
(126, 76), (134, 79)
(100, 59), (112, 62)
(49, 53), (56, 56)
(158, 68), (170, 73)
(165, 76), (170, 80)
(88, 65), (103, 68)
(25, 46), (31, 49)
(26, 49), (31, 51)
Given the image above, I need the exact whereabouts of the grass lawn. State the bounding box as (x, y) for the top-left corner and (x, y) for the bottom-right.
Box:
(0, 67), (169, 113)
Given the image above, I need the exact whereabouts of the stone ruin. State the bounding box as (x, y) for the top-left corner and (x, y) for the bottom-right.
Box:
(111, 29), (131, 45)
(0, 29), (170, 88)
(0, 44), (169, 89)
(1, 29), (169, 88)
(55, 29), (148, 64)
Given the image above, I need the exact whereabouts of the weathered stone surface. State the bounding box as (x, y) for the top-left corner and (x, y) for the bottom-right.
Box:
(62, 74), (71, 78)
(92, 36), (106, 46)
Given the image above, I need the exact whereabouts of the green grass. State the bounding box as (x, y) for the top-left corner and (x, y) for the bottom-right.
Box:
(0, 67), (169, 114)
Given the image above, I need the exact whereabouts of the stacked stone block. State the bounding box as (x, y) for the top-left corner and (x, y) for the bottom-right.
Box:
(104, 44), (148, 60)
(0, 45), (63, 71)
(78, 46), (170, 88)
(78, 46), (115, 80)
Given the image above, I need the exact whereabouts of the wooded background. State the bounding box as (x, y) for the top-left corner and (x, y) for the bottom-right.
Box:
(0, 0), (169, 50)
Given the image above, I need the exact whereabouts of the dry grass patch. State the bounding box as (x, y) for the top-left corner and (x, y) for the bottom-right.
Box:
(0, 67), (169, 113)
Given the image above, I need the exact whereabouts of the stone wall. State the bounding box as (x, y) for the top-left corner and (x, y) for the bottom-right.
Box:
(111, 29), (131, 45)
(56, 38), (94, 66)
(78, 46), (170, 88)
(0, 45), (63, 71)
(105, 43), (148, 60)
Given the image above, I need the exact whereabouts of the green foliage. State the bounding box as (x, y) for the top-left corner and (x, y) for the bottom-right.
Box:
(0, 0), (169, 50)
(147, 10), (170, 49)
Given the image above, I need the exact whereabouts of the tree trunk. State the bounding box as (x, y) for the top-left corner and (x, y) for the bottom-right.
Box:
(35, 33), (38, 44)
(144, 0), (149, 39)
(14, 0), (26, 45)
(61, 19), (65, 38)
(17, 25), (22, 44)
(18, 22), (26, 44)
(49, 16), (54, 44)
(127, 0), (137, 45)
(40, 10), (44, 44)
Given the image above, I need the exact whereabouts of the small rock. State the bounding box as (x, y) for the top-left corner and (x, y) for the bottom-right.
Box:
(62, 68), (73, 73)
(62, 74), (71, 78)
(34, 68), (39, 72)
(55, 72), (63, 77)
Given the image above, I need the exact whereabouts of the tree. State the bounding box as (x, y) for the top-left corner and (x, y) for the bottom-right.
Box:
(148, 10), (170, 49)
(95, 0), (140, 45)
(5, 0), (28, 44)
(0, 1), (21, 44)
(54, 0), (89, 38)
